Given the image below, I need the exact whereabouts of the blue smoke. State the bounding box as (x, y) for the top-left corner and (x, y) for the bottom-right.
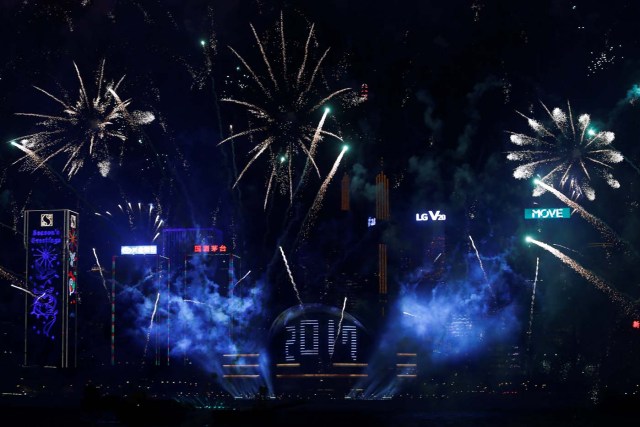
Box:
(352, 247), (521, 399)
(116, 253), (271, 398)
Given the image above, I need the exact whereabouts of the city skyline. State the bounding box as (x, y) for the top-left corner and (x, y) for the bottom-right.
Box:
(0, 1), (639, 425)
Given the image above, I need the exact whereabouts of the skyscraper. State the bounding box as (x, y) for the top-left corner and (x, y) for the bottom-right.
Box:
(375, 169), (390, 316)
(375, 171), (389, 221)
(23, 209), (79, 368)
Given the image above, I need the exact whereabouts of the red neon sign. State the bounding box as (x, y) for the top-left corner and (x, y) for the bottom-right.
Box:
(194, 244), (227, 253)
(633, 320), (640, 329)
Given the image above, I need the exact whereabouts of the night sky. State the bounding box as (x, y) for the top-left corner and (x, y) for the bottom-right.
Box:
(1, 0), (640, 420)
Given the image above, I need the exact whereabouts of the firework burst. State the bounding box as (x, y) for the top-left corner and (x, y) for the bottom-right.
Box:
(94, 199), (165, 244)
(219, 12), (353, 208)
(13, 59), (155, 179)
(506, 101), (623, 200)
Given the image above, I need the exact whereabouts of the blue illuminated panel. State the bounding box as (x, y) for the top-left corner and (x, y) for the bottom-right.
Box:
(24, 209), (78, 368)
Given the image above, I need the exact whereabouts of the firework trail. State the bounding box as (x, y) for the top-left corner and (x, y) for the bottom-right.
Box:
(526, 237), (636, 315)
(534, 179), (630, 252)
(10, 284), (50, 306)
(299, 145), (348, 239)
(469, 235), (494, 296)
(507, 101), (623, 201)
(184, 299), (214, 309)
(330, 297), (348, 359)
(13, 59), (154, 179)
(219, 14), (352, 207)
(279, 246), (303, 307)
(298, 107), (330, 182)
(92, 248), (111, 302)
(10, 284), (36, 297)
(143, 292), (161, 361)
(234, 270), (252, 288)
(526, 257), (539, 353)
(402, 311), (418, 317)
(552, 243), (583, 256)
(1, 265), (24, 287)
(10, 141), (59, 183)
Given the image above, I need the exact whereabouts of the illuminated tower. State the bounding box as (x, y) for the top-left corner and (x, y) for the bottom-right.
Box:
(341, 173), (350, 211)
(23, 209), (79, 368)
(375, 171), (389, 221)
(375, 168), (390, 316)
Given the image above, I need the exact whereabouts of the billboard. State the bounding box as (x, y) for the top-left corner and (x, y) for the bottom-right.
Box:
(24, 209), (78, 368)
(524, 208), (571, 219)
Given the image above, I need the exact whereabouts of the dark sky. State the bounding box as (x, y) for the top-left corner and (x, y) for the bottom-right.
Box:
(1, 0), (640, 389)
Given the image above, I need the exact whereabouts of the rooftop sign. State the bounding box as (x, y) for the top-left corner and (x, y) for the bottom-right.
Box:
(121, 245), (158, 255)
(524, 208), (571, 220)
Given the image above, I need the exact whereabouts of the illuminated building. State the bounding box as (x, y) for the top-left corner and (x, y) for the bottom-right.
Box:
(111, 253), (170, 366)
(23, 209), (79, 368)
(161, 226), (245, 368)
(402, 210), (447, 290)
(180, 250), (241, 365)
(161, 227), (224, 266)
(375, 169), (390, 317)
(375, 171), (389, 221)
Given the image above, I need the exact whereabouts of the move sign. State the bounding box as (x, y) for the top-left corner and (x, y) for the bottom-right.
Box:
(524, 208), (571, 220)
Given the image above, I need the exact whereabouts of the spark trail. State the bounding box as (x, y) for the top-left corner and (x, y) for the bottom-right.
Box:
(279, 246), (303, 307)
(526, 257), (539, 353)
(143, 292), (161, 361)
(1, 265), (24, 287)
(92, 248), (110, 302)
(469, 235), (494, 296)
(10, 285), (48, 305)
(330, 297), (347, 359)
(299, 107), (330, 183)
(300, 145), (348, 239)
(552, 243), (582, 256)
(233, 270), (251, 288)
(10, 284), (36, 297)
(534, 179), (628, 251)
(183, 299), (214, 309)
(526, 237), (636, 315)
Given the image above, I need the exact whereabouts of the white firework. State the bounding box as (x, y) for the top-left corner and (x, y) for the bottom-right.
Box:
(13, 59), (154, 179)
(218, 12), (352, 208)
(507, 101), (623, 200)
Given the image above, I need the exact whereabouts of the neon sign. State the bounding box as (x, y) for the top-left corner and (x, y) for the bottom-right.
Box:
(524, 208), (571, 219)
(194, 244), (227, 253)
(284, 319), (358, 362)
(416, 211), (446, 221)
(120, 245), (157, 255)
